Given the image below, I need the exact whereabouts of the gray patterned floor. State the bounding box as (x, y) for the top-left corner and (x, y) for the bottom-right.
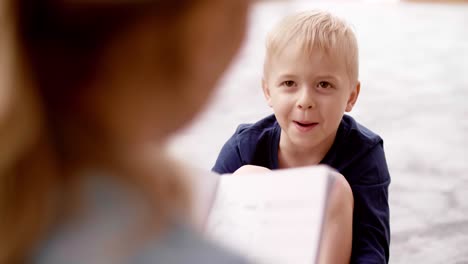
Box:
(169, 1), (468, 263)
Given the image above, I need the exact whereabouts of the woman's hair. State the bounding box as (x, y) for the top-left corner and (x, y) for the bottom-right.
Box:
(0, 1), (198, 262)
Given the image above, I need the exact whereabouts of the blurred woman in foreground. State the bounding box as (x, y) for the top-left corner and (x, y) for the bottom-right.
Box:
(0, 0), (251, 263)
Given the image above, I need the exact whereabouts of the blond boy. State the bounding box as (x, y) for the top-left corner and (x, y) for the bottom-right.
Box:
(214, 10), (390, 263)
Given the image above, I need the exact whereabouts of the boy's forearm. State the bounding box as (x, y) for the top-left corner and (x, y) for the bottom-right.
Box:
(232, 165), (271, 175)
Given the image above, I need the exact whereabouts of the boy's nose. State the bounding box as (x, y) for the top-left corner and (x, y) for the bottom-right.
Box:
(297, 103), (313, 109)
(297, 90), (316, 110)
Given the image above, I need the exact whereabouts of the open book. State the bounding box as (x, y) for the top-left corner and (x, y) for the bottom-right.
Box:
(187, 165), (336, 264)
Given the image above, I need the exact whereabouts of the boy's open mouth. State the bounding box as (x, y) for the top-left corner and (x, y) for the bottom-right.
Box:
(294, 121), (318, 127)
(293, 121), (318, 132)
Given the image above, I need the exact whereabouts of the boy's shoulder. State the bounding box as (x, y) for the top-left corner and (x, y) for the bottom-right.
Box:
(339, 115), (382, 148)
(235, 114), (278, 132)
(233, 114), (279, 142)
(230, 114), (280, 164)
(213, 115), (280, 173)
(328, 115), (386, 176)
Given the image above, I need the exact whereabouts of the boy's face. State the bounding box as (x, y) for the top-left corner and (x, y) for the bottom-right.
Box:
(262, 44), (360, 152)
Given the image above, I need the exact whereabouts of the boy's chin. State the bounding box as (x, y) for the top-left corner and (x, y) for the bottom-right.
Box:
(287, 136), (320, 149)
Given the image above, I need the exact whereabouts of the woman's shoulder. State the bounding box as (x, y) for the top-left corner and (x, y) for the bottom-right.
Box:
(33, 175), (250, 264)
(35, 222), (250, 264)
(133, 224), (250, 264)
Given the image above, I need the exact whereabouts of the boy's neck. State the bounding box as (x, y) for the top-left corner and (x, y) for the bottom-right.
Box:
(277, 131), (336, 169)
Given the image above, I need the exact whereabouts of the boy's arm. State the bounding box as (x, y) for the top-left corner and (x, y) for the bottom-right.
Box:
(349, 144), (391, 264)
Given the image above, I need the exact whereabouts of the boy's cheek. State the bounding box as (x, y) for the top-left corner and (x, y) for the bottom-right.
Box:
(273, 103), (292, 118)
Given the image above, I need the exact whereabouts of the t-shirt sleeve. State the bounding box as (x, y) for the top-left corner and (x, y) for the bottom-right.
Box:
(212, 129), (245, 174)
(348, 143), (391, 264)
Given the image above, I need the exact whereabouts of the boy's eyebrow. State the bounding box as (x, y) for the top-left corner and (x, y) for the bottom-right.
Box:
(276, 73), (342, 82)
(315, 74), (341, 82)
(277, 73), (297, 80)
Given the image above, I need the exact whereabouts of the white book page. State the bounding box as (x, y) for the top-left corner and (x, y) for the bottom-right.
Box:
(205, 165), (334, 264)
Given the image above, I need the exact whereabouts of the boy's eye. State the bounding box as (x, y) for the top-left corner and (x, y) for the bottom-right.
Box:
(282, 80), (296, 87)
(318, 81), (332, 89)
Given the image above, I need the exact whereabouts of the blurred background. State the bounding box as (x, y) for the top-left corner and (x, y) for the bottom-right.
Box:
(169, 1), (468, 263)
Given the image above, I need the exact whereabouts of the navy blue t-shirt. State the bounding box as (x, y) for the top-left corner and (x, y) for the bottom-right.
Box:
(213, 114), (391, 264)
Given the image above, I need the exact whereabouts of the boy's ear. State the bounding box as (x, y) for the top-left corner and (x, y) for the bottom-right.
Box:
(262, 78), (273, 107)
(345, 81), (360, 112)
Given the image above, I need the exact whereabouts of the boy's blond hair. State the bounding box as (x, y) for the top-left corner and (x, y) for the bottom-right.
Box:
(264, 10), (359, 83)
